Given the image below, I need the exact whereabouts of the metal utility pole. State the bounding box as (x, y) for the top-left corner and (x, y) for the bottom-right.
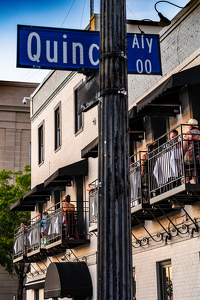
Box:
(97, 0), (133, 299)
(90, 0), (94, 17)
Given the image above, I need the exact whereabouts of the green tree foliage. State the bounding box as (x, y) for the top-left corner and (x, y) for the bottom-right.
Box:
(0, 166), (31, 276)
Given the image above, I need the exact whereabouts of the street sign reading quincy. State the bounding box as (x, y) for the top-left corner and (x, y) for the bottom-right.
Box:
(17, 25), (162, 75)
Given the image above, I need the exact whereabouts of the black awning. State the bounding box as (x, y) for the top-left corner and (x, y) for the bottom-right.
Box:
(23, 183), (51, 202)
(10, 198), (36, 212)
(25, 278), (45, 290)
(44, 262), (92, 299)
(44, 159), (88, 188)
(129, 65), (200, 115)
(81, 137), (98, 158)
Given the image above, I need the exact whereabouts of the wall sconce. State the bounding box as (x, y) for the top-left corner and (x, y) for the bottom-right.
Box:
(154, 1), (184, 27)
(189, 225), (199, 238)
(163, 234), (171, 246)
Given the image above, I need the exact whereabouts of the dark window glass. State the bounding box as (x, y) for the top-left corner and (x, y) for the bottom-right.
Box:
(157, 260), (173, 300)
(38, 125), (44, 164)
(133, 267), (136, 300)
(34, 289), (39, 300)
(74, 89), (83, 133)
(55, 107), (61, 149)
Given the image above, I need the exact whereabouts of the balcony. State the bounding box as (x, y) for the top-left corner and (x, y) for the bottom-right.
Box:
(13, 200), (89, 263)
(45, 201), (89, 250)
(129, 125), (200, 226)
(129, 151), (174, 226)
(26, 215), (46, 261)
(148, 125), (200, 205)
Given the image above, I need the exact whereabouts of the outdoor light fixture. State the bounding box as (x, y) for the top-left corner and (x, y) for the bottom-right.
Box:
(163, 234), (171, 246)
(189, 226), (199, 238)
(22, 97), (31, 105)
(154, 1), (184, 27)
(137, 19), (154, 34)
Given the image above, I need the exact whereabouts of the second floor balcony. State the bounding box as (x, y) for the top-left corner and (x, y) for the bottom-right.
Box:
(87, 125), (200, 229)
(13, 199), (90, 263)
(129, 125), (200, 226)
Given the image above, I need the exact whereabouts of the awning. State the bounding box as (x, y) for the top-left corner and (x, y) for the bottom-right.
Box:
(44, 262), (92, 299)
(136, 65), (200, 113)
(23, 183), (51, 202)
(25, 278), (45, 290)
(44, 159), (88, 188)
(81, 137), (98, 158)
(10, 198), (35, 212)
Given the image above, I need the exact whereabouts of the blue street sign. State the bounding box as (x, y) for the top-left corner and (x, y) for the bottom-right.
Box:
(17, 25), (162, 75)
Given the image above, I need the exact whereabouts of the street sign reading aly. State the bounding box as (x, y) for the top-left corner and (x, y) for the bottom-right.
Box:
(17, 25), (162, 75)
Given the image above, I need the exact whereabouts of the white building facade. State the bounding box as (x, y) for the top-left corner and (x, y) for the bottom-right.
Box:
(11, 1), (200, 299)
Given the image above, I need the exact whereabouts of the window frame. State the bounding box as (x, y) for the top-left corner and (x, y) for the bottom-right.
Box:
(34, 289), (39, 300)
(54, 102), (62, 151)
(38, 120), (45, 166)
(74, 80), (84, 135)
(157, 259), (173, 300)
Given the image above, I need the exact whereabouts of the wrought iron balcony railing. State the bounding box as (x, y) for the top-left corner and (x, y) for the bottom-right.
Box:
(148, 124), (200, 202)
(129, 125), (200, 206)
(13, 225), (27, 262)
(88, 179), (98, 228)
(45, 200), (89, 248)
(27, 215), (41, 256)
(130, 151), (148, 207)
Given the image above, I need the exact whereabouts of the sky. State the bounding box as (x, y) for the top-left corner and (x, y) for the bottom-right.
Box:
(0, 0), (189, 84)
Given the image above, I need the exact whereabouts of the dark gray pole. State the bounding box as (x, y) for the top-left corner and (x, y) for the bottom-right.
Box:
(90, 0), (94, 18)
(97, 0), (132, 299)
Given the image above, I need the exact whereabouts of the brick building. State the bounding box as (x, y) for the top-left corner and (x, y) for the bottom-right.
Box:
(0, 80), (38, 300)
(11, 1), (200, 299)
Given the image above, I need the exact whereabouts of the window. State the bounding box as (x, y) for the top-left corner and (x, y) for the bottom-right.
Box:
(74, 87), (83, 134)
(38, 121), (44, 165)
(34, 289), (39, 300)
(157, 260), (173, 300)
(55, 103), (61, 150)
(133, 267), (136, 300)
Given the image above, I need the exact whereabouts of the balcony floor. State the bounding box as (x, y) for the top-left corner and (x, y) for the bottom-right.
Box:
(150, 183), (200, 205)
(45, 238), (90, 251)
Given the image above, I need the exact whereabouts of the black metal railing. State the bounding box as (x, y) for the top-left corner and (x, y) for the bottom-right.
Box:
(27, 215), (41, 254)
(148, 124), (200, 199)
(130, 151), (148, 206)
(88, 179), (98, 227)
(13, 225), (27, 260)
(46, 203), (62, 245)
(46, 199), (88, 246)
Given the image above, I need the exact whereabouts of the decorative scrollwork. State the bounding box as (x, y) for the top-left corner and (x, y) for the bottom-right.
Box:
(180, 224), (189, 234)
(81, 256), (87, 262)
(141, 237), (149, 246)
(132, 241), (141, 248)
(156, 232), (163, 241)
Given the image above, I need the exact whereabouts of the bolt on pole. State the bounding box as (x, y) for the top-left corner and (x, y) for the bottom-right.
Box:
(97, 0), (133, 299)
